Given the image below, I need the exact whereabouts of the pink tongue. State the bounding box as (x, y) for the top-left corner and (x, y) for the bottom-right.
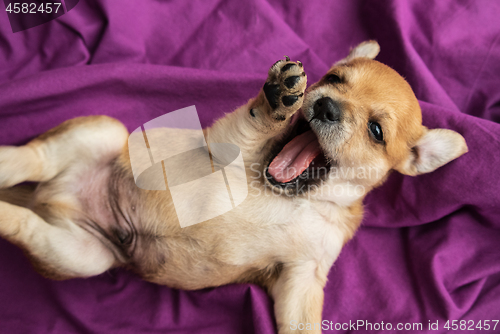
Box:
(268, 130), (321, 183)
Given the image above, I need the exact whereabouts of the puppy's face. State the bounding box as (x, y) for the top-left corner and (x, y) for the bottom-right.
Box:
(266, 41), (467, 204)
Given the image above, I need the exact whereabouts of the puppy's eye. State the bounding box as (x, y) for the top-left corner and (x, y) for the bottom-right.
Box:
(326, 74), (342, 84)
(369, 122), (384, 142)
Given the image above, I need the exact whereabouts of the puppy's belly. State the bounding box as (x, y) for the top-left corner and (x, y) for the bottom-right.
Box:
(32, 146), (289, 290)
(40, 158), (256, 289)
(58, 160), (140, 263)
(133, 197), (281, 289)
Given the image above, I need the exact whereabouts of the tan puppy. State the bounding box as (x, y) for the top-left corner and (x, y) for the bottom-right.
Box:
(0, 41), (467, 334)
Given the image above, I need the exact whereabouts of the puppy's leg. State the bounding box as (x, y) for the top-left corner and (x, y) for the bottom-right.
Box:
(0, 116), (127, 278)
(271, 262), (328, 334)
(0, 201), (115, 279)
(0, 115), (128, 189)
(206, 59), (307, 156)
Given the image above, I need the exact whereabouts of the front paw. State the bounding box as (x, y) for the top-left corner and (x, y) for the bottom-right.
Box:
(258, 57), (307, 122)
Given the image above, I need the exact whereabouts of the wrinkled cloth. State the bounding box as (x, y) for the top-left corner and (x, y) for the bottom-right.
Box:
(1, 0), (499, 333)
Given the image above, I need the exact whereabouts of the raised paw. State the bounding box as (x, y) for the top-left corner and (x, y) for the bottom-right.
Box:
(261, 57), (307, 121)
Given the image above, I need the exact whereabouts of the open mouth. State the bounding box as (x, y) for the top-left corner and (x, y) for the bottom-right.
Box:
(265, 112), (331, 191)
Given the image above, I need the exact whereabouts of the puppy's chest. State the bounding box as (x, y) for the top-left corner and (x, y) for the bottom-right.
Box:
(226, 199), (345, 267)
(288, 203), (346, 260)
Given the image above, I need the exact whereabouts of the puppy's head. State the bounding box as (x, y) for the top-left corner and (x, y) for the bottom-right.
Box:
(266, 41), (467, 205)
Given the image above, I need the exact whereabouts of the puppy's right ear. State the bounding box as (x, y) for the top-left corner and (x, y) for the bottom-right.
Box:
(336, 40), (380, 65)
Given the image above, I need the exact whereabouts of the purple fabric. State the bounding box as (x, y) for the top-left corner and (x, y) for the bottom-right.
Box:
(1, 0), (500, 333)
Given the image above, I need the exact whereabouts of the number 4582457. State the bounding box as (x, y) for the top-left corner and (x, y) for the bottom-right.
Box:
(5, 3), (62, 14)
(444, 320), (499, 331)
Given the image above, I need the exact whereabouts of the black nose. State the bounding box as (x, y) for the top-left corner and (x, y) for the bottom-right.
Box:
(313, 97), (341, 123)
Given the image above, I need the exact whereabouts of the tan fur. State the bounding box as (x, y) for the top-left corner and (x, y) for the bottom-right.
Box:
(0, 41), (467, 334)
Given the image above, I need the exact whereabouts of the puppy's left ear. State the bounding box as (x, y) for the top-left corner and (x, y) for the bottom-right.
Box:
(336, 40), (380, 64)
(396, 128), (468, 176)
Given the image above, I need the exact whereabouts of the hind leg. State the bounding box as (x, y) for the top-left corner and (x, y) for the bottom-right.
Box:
(0, 200), (115, 279)
(0, 116), (129, 278)
(0, 115), (128, 188)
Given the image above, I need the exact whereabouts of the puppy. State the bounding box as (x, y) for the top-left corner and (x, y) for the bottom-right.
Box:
(0, 41), (467, 334)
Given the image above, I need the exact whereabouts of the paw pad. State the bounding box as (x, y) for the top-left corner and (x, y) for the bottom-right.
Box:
(263, 58), (307, 112)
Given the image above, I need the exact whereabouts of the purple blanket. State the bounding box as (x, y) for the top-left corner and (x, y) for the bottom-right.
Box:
(1, 0), (499, 333)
